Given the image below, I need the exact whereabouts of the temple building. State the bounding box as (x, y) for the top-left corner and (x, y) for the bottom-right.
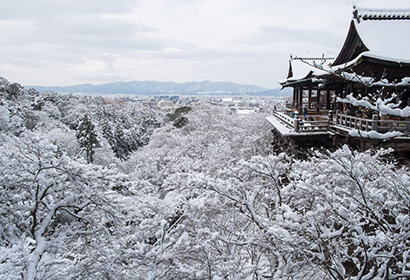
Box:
(268, 6), (410, 156)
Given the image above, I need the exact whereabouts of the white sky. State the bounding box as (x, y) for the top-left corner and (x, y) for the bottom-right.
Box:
(0, 0), (409, 88)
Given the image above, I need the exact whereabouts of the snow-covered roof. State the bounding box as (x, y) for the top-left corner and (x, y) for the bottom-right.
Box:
(332, 7), (410, 67)
(353, 18), (410, 63)
(279, 58), (330, 85)
(331, 51), (410, 73)
(354, 6), (410, 22)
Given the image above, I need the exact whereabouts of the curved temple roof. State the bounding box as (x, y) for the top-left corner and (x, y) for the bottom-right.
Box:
(333, 7), (410, 66)
(279, 57), (330, 86)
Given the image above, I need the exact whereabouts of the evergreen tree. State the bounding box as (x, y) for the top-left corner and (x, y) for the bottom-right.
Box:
(101, 118), (115, 146)
(76, 114), (99, 163)
(112, 123), (129, 160)
(173, 116), (189, 128)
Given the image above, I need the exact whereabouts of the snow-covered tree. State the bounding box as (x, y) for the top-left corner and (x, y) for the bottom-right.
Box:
(0, 133), (127, 279)
(205, 146), (410, 279)
(76, 114), (99, 163)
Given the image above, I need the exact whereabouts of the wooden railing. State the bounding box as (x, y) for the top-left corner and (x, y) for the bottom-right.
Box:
(273, 102), (287, 112)
(299, 119), (329, 132)
(369, 119), (410, 133)
(272, 111), (294, 127)
(335, 113), (410, 133)
(285, 101), (294, 110)
(272, 111), (410, 135)
(272, 111), (329, 133)
(335, 114), (373, 131)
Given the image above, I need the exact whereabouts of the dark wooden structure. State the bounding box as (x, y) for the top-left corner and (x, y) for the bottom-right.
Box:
(280, 6), (410, 113)
(271, 6), (410, 156)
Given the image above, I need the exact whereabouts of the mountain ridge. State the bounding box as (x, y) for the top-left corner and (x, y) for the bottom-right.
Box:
(28, 80), (289, 96)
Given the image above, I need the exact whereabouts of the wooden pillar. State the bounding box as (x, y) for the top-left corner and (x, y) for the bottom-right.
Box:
(298, 88), (303, 111)
(343, 84), (348, 99)
(308, 88), (312, 110)
(336, 88), (342, 111)
(326, 90), (330, 110)
(404, 90), (410, 107)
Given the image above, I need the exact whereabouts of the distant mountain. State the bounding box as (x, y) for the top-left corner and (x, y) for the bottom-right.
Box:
(28, 80), (290, 96)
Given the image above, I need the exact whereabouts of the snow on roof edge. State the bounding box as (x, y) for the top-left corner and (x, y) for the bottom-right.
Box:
(332, 51), (410, 71)
(354, 6), (410, 21)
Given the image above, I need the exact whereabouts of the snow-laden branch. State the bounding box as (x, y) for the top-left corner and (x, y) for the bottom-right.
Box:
(337, 93), (410, 117)
(26, 197), (75, 280)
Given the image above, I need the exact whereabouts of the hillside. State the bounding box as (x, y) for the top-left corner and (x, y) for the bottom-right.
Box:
(2, 77), (408, 279)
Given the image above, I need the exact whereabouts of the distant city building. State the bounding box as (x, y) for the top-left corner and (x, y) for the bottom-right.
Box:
(222, 97), (233, 103)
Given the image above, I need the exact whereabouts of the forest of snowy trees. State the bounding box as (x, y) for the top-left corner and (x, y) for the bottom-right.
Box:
(0, 77), (409, 279)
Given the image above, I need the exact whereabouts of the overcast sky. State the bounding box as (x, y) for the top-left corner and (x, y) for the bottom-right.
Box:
(0, 0), (409, 88)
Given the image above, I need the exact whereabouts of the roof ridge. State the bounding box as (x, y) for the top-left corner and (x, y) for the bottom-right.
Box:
(290, 54), (335, 61)
(353, 5), (410, 23)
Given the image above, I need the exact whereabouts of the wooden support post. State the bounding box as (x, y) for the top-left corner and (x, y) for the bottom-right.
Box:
(294, 112), (300, 132)
(326, 90), (330, 110)
(328, 110), (333, 128)
(371, 114), (378, 131)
